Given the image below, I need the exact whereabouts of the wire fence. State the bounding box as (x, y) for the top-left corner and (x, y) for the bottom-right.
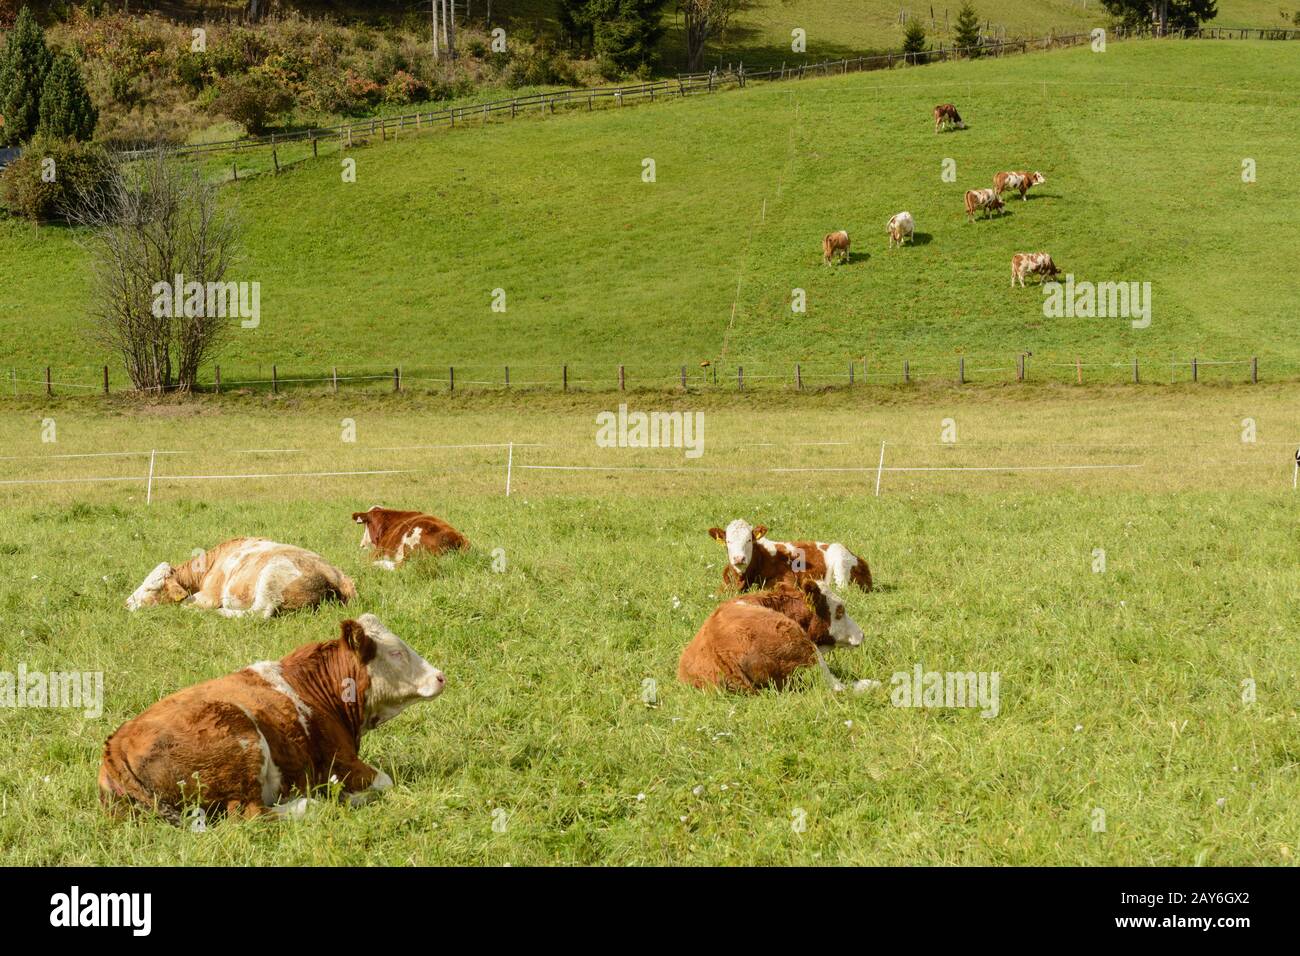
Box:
(6, 351), (1290, 397)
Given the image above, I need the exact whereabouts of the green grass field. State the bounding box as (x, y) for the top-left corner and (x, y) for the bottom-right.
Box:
(0, 389), (1297, 865)
(3, 39), (1298, 390)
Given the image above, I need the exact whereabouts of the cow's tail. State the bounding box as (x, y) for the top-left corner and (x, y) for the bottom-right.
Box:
(99, 732), (185, 827)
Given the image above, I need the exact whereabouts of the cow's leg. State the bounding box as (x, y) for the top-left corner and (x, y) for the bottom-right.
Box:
(184, 592), (220, 609)
(814, 648), (846, 693)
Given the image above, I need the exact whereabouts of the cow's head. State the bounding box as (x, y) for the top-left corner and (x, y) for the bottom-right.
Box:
(801, 579), (865, 648)
(709, 519), (767, 576)
(352, 505), (387, 548)
(989, 197), (1006, 214)
(1029, 171), (1046, 186)
(125, 562), (188, 611)
(342, 614), (445, 730)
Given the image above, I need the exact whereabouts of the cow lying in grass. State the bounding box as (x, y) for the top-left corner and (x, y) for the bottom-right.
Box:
(351, 506), (470, 570)
(99, 614), (445, 825)
(709, 519), (873, 592)
(678, 581), (867, 692)
(126, 537), (356, 618)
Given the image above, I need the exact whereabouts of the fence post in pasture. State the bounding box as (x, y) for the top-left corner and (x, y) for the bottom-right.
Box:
(1191, 357), (1198, 383)
(738, 366), (744, 390)
(272, 365), (279, 394)
(45, 366), (51, 396)
(272, 148), (280, 174)
(848, 362), (854, 385)
(619, 364), (625, 390)
(563, 365), (568, 391)
(332, 367), (338, 393)
(1252, 356), (1258, 383)
(1075, 357), (1082, 385)
(449, 367), (455, 393)
(231, 162), (238, 181)
(215, 365), (221, 394)
(1132, 357), (1140, 383)
(795, 364), (802, 389)
(394, 367), (401, 392)
(959, 357), (965, 384)
(1017, 353), (1025, 382)
(103, 365), (109, 395)
(312, 135), (318, 158)
(680, 365), (687, 389)
(904, 360), (910, 383)
(505, 366), (510, 388)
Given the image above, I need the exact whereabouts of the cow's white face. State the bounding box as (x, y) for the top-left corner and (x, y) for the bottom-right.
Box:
(720, 518), (760, 573)
(1030, 172), (1046, 186)
(126, 562), (182, 610)
(816, 583), (865, 648)
(357, 614), (445, 728)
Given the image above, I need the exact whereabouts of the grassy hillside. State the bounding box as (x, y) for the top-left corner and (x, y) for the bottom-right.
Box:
(2, 39), (1298, 385)
(2, 390), (1298, 864)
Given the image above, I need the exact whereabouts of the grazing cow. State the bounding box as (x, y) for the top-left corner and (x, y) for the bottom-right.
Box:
(887, 211), (915, 248)
(822, 229), (851, 265)
(678, 580), (865, 693)
(964, 188), (1005, 222)
(994, 170), (1046, 201)
(1011, 252), (1060, 287)
(708, 519), (873, 592)
(98, 614), (445, 825)
(351, 506), (470, 571)
(933, 103), (965, 133)
(126, 538), (356, 618)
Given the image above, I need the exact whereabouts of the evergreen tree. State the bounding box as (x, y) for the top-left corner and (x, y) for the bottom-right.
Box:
(37, 53), (97, 141)
(0, 5), (52, 145)
(953, 2), (982, 58)
(903, 19), (928, 61)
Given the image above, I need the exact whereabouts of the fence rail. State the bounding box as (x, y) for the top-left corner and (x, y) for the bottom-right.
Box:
(5, 353), (1286, 398)
(118, 25), (1299, 164)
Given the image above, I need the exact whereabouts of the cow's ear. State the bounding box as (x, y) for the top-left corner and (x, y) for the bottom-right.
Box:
(340, 619), (375, 663)
(351, 512), (365, 523)
(752, 525), (768, 540)
(708, 527), (726, 543)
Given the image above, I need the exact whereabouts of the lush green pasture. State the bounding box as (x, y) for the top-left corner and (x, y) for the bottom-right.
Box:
(2, 40), (1298, 386)
(0, 390), (1297, 865)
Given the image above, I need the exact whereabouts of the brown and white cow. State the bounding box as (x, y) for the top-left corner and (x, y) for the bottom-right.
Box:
(1011, 252), (1060, 287)
(822, 229), (851, 265)
(99, 614), (445, 825)
(933, 103), (965, 133)
(994, 170), (1046, 201)
(708, 519), (873, 592)
(964, 188), (1005, 222)
(351, 506), (470, 571)
(126, 537), (356, 618)
(678, 580), (867, 693)
(887, 211), (915, 248)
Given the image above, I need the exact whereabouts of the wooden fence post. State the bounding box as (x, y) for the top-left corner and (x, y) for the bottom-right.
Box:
(215, 365), (221, 394)
(959, 357), (965, 384)
(1076, 357), (1082, 384)
(272, 148), (279, 174)
(848, 361), (854, 385)
(449, 367), (455, 393)
(505, 366), (510, 388)
(619, 364), (625, 390)
(1251, 356), (1258, 383)
(1017, 353), (1025, 382)
(232, 162), (238, 181)
(562, 365), (568, 391)
(43, 366), (51, 396)
(1191, 357), (1198, 383)
(103, 365), (109, 394)
(394, 367), (401, 392)
(795, 364), (802, 389)
(312, 135), (318, 158)
(272, 365), (278, 394)
(1132, 357), (1139, 383)
(904, 360), (910, 383)
(680, 365), (687, 389)
(332, 367), (338, 393)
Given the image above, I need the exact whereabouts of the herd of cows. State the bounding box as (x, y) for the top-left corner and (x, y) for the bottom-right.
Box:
(823, 104), (1060, 288)
(100, 509), (874, 825)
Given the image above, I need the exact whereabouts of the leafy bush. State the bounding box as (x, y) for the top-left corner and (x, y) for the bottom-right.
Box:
(208, 68), (293, 134)
(502, 41), (578, 89)
(0, 133), (111, 222)
(383, 70), (428, 106)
